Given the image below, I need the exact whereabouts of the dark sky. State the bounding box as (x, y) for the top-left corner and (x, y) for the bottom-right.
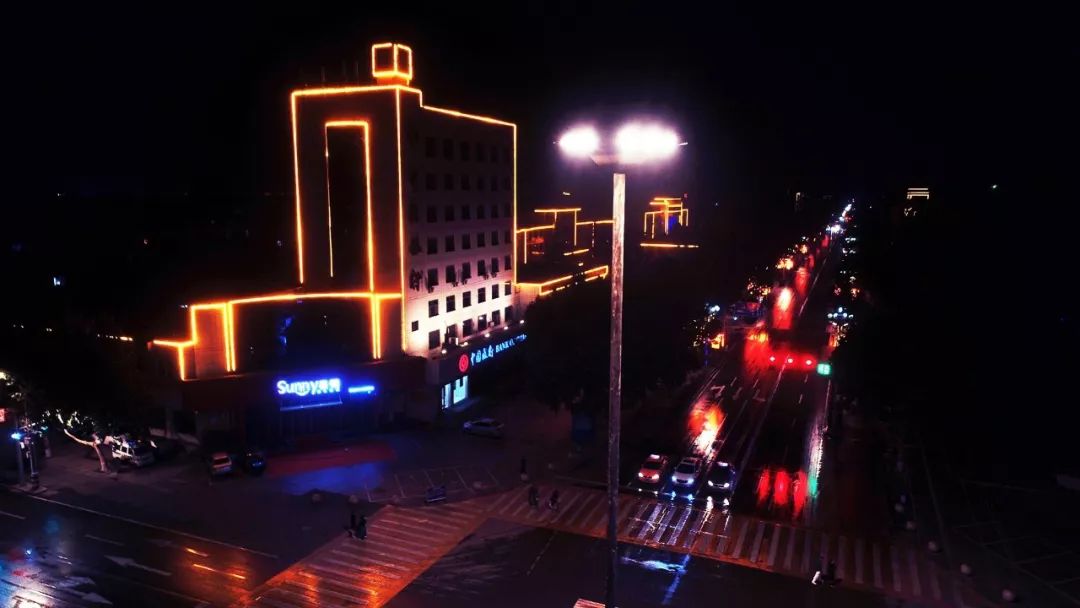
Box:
(11, 2), (1072, 208)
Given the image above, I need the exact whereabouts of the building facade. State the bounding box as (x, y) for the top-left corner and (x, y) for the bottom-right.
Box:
(152, 42), (528, 441)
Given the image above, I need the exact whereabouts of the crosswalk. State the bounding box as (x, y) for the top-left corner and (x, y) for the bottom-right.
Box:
(233, 498), (489, 608)
(487, 484), (983, 607)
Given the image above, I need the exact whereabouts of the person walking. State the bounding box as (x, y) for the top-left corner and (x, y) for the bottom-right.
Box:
(528, 485), (539, 509)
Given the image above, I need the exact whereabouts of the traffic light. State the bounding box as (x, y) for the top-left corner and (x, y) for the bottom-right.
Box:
(816, 362), (831, 376)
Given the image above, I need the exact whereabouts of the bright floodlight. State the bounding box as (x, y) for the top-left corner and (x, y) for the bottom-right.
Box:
(614, 123), (679, 163)
(558, 127), (600, 157)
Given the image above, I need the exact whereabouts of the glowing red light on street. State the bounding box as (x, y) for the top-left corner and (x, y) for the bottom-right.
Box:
(786, 357), (794, 364)
(774, 469), (791, 507)
(756, 468), (772, 505)
(792, 470), (808, 518)
(769, 355), (776, 362)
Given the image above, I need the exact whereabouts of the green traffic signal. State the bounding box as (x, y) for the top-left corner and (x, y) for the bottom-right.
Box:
(816, 362), (831, 376)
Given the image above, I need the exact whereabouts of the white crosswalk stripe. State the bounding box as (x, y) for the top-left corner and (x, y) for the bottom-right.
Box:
(767, 525), (782, 567)
(749, 522), (766, 562)
(731, 519), (750, 558)
(784, 526), (798, 570)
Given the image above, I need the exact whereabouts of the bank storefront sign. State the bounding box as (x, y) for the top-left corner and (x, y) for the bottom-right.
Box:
(469, 333), (527, 367)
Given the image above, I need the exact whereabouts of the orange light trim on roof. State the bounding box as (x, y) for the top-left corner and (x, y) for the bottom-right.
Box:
(371, 43), (414, 83)
(640, 242), (700, 249)
(563, 248), (589, 256)
(324, 120), (376, 292)
(422, 105), (515, 127)
(395, 89), (407, 351)
(516, 225), (555, 233)
(152, 340), (193, 380)
(534, 207), (582, 214)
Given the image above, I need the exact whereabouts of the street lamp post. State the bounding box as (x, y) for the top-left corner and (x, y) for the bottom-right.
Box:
(559, 124), (680, 608)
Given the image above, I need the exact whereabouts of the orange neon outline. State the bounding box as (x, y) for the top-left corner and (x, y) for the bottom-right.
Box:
(395, 89), (407, 352)
(371, 43), (414, 83)
(640, 242), (700, 249)
(324, 120), (376, 292)
(562, 248), (589, 256)
(518, 264), (609, 295)
(534, 207), (582, 214)
(152, 340), (193, 380)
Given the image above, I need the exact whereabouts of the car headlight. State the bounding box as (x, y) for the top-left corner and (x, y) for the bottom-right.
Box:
(723, 482), (731, 489)
(671, 475), (677, 482)
(651, 474), (659, 481)
(707, 480), (714, 487)
(638, 472), (644, 478)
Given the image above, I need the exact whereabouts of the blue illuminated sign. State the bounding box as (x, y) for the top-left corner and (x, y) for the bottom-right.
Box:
(469, 333), (526, 367)
(276, 377), (341, 397)
(348, 384), (376, 395)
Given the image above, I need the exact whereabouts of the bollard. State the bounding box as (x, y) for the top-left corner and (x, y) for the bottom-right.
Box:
(960, 563), (972, 576)
(927, 541), (940, 553)
(1001, 588), (1016, 603)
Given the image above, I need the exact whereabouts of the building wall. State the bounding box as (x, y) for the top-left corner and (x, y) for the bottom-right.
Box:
(399, 96), (517, 356)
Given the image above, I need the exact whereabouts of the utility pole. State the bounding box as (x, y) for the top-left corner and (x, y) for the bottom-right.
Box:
(605, 172), (626, 608)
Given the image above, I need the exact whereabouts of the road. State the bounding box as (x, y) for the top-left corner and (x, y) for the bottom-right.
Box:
(389, 519), (890, 608)
(0, 489), (286, 607)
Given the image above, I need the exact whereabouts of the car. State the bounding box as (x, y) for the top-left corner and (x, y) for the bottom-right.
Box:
(705, 461), (736, 497)
(206, 451), (233, 476)
(636, 454), (668, 487)
(111, 437), (155, 468)
(671, 456), (702, 493)
(463, 418), (504, 438)
(240, 447), (266, 475)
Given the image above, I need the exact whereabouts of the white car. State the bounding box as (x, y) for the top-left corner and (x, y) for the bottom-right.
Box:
(463, 418), (504, 438)
(671, 456), (702, 491)
(111, 439), (155, 467)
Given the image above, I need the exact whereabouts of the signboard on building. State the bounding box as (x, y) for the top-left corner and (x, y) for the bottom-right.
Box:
(469, 334), (527, 367)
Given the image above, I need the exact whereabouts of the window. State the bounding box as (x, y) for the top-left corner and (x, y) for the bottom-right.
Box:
(476, 142), (486, 161)
(478, 259), (487, 276)
(460, 141), (470, 161)
(477, 232), (486, 248)
(428, 299), (439, 317)
(477, 205), (486, 220)
(460, 175), (470, 190)
(491, 176), (498, 191)
(408, 171), (417, 188)
(462, 234), (471, 250)
(503, 203), (511, 217)
(504, 282), (511, 296)
(478, 314), (488, 330)
(491, 231), (499, 246)
(504, 254), (511, 269)
(477, 176), (485, 191)
(408, 203), (419, 222)
(491, 285), (499, 300)
(491, 204), (499, 219)
(426, 206), (437, 223)
(444, 174), (454, 190)
(503, 147), (511, 163)
(442, 138), (453, 160)
(462, 262), (472, 280)
(446, 324), (458, 338)
(426, 237), (437, 254)
(478, 288), (487, 303)
(444, 205), (455, 221)
(463, 318), (474, 335)
(492, 310), (501, 326)
(504, 231), (511, 244)
(424, 137), (437, 157)
(490, 145), (498, 162)
(426, 268), (438, 288)
(446, 295), (456, 312)
(504, 305), (513, 322)
(491, 257), (500, 274)
(444, 235), (455, 252)
(429, 329), (440, 349)
(502, 176), (511, 190)
(408, 236), (421, 255)
(463, 290), (472, 307)
(411, 320), (419, 332)
(425, 173), (437, 190)
(445, 265), (457, 283)
(461, 205), (471, 220)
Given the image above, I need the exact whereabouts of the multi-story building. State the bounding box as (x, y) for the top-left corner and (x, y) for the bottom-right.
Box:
(152, 42), (528, 441)
(515, 207), (612, 297)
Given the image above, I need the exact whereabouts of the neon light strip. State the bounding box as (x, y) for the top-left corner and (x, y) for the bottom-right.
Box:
(323, 129), (334, 278)
(324, 120), (376, 292)
(348, 385), (376, 394)
(563, 248), (589, 256)
(534, 207), (582, 213)
(395, 89), (407, 353)
(279, 399), (343, 413)
(640, 243), (700, 249)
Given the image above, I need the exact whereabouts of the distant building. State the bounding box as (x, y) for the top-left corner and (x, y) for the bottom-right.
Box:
(640, 196), (698, 250)
(152, 42), (529, 441)
(514, 207), (611, 297)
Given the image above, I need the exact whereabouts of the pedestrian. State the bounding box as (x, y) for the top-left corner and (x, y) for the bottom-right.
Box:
(528, 485), (539, 509)
(356, 514), (367, 540)
(347, 511), (357, 538)
(548, 489), (560, 511)
(520, 456), (529, 482)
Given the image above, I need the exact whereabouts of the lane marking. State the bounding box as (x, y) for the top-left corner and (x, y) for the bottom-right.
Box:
(731, 519), (750, 558)
(0, 510), (26, 520)
(798, 394), (804, 404)
(766, 525), (781, 567)
(86, 534), (125, 547)
(749, 522), (765, 562)
(873, 542), (883, 588)
(907, 548), (922, 596)
(650, 505), (678, 543)
(784, 526), (797, 570)
(804, 374), (809, 384)
(854, 538), (864, 584)
(21, 494), (278, 559)
(752, 379), (760, 390)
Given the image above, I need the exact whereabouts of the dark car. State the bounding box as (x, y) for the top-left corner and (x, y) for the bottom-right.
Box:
(705, 461), (736, 501)
(240, 447), (267, 475)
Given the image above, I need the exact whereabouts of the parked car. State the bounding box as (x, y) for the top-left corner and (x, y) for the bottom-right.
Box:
(111, 437), (155, 468)
(240, 447), (266, 475)
(206, 451), (233, 476)
(463, 418), (504, 438)
(671, 456), (702, 495)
